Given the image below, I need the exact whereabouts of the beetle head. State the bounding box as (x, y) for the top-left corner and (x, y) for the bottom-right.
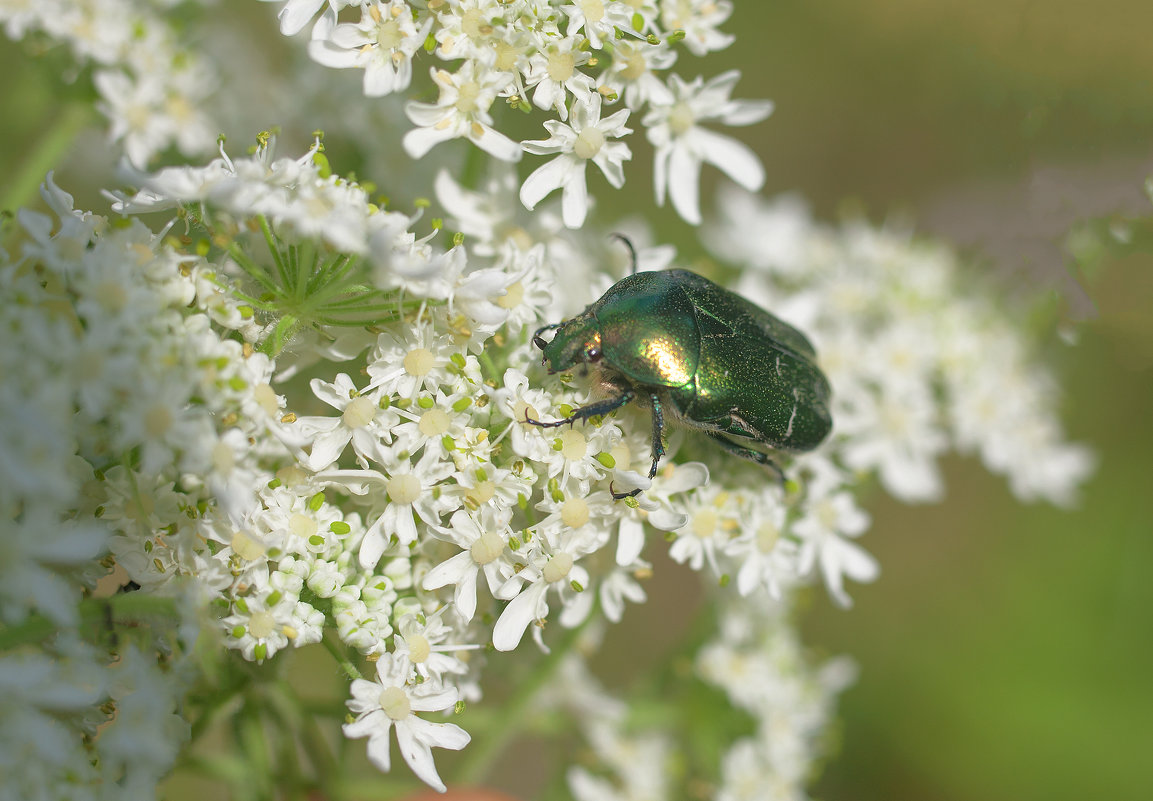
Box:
(534, 313), (603, 374)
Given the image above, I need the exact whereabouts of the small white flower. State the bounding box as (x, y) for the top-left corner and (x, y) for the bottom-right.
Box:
(793, 490), (878, 608)
(659, 0), (735, 56)
(668, 485), (741, 575)
(308, 3), (432, 97)
(343, 653), (470, 793)
(404, 62), (523, 162)
(295, 373), (400, 471)
(357, 451), (458, 567)
(598, 39), (677, 109)
(422, 506), (516, 622)
(520, 95), (633, 228)
(643, 70), (773, 224)
(491, 522), (604, 651)
(523, 35), (596, 120)
(562, 0), (637, 49)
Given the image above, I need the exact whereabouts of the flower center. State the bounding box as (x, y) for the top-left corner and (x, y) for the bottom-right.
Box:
(232, 529), (266, 561)
(248, 609), (275, 639)
(252, 383), (279, 416)
(497, 281), (525, 309)
(757, 522), (780, 553)
(547, 51), (575, 83)
(573, 127), (605, 160)
(494, 41), (523, 71)
(692, 509), (718, 538)
(403, 347), (436, 376)
(379, 686), (411, 720)
(289, 512), (317, 539)
(543, 551), (574, 583)
(669, 101), (696, 136)
(560, 429), (588, 460)
(455, 80), (482, 114)
(578, 0), (605, 24)
(561, 497), (590, 528)
(144, 403), (173, 437)
(461, 9), (491, 39)
(376, 18), (402, 50)
(212, 440), (235, 475)
(408, 633), (431, 663)
(343, 396), (376, 429)
(387, 474), (422, 504)
(465, 480), (496, 506)
(620, 47), (646, 81)
(419, 408), (451, 436)
(470, 529), (505, 565)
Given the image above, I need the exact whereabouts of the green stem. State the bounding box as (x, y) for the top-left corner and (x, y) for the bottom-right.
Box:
(0, 102), (95, 212)
(322, 630), (363, 681)
(0, 593), (181, 650)
(456, 604), (599, 786)
(258, 216), (290, 288)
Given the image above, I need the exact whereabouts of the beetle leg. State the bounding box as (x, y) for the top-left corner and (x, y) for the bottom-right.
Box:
(703, 432), (786, 487)
(523, 388), (636, 429)
(610, 393), (666, 500)
(532, 323), (561, 351)
(647, 394), (665, 479)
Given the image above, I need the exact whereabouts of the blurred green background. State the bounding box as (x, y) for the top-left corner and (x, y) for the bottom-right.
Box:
(4, 1), (1153, 799)
(612, 2), (1153, 800)
(725, 3), (1153, 801)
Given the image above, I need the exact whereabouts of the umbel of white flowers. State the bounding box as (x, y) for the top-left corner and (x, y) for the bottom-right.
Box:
(0, 141), (1091, 795)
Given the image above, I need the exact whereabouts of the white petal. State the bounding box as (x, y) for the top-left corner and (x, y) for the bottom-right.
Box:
(519, 157), (572, 210)
(492, 581), (548, 651)
(647, 507), (688, 532)
(616, 518), (646, 565)
(722, 98), (775, 127)
(421, 550), (476, 591)
(560, 167), (590, 228)
(667, 144), (703, 224)
(403, 124), (457, 159)
(471, 125), (524, 162)
(394, 720), (445, 792)
(695, 128), (764, 191)
(306, 427), (352, 471)
(661, 461), (709, 493)
(279, 0), (326, 36)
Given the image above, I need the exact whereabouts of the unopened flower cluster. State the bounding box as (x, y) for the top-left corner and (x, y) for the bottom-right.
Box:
(273, 0), (771, 226)
(2, 138), (1092, 796)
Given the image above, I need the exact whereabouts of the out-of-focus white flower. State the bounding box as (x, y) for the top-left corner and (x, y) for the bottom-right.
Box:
(404, 62), (523, 162)
(644, 70), (773, 223)
(308, 3), (432, 97)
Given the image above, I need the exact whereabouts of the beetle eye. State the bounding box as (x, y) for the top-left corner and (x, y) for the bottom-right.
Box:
(585, 347), (602, 362)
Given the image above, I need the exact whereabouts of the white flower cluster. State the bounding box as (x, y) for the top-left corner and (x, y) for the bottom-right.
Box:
(542, 598), (853, 801)
(2, 140), (1092, 795)
(0, 0), (218, 166)
(706, 188), (1097, 510)
(269, 0), (772, 226)
(0, 178), (207, 800)
(698, 596), (857, 801)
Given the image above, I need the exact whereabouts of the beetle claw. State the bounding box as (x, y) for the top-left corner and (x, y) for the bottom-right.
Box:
(609, 481), (643, 500)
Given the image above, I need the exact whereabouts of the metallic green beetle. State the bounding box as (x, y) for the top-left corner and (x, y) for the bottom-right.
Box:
(527, 268), (832, 497)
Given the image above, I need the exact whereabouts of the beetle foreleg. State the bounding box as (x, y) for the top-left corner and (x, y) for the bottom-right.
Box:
(532, 323), (561, 352)
(523, 388), (636, 429)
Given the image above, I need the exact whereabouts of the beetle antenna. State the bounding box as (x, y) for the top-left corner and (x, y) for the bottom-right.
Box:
(608, 233), (639, 275)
